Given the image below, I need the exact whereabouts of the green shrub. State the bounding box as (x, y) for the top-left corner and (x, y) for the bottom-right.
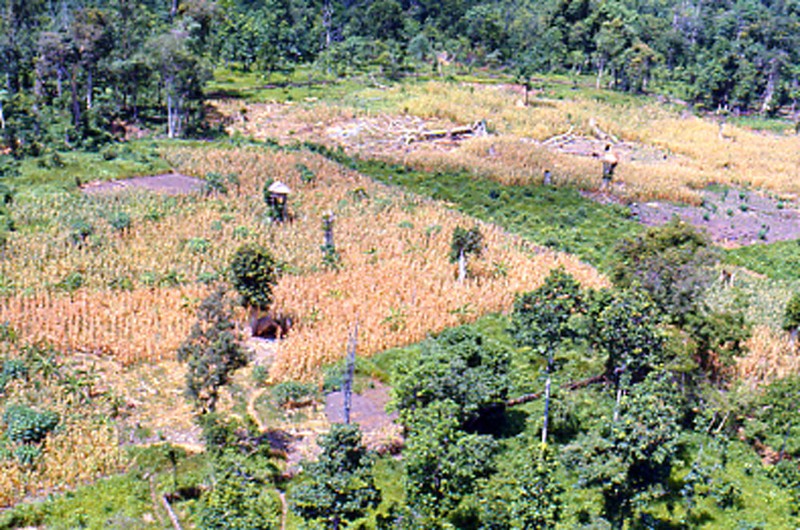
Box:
(107, 211), (131, 232)
(296, 163), (316, 186)
(270, 381), (317, 408)
(185, 237), (211, 254)
(2, 404), (60, 444)
(57, 272), (84, 292)
(14, 443), (42, 466)
(69, 219), (94, 245)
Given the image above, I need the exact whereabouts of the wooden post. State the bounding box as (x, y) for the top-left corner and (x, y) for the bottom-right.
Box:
(343, 322), (358, 425)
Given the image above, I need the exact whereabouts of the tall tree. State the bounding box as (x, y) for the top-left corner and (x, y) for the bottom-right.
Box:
(289, 423), (381, 530)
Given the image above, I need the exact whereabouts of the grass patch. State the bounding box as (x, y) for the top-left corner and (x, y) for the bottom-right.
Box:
(725, 239), (800, 281)
(308, 145), (642, 269)
(7, 141), (169, 198)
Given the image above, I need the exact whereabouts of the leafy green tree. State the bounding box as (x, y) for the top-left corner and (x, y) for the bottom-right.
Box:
(289, 423), (381, 530)
(177, 288), (247, 413)
(229, 243), (279, 322)
(146, 24), (211, 138)
(480, 444), (564, 529)
(610, 219), (718, 326)
(392, 325), (510, 429)
(198, 447), (282, 530)
(402, 400), (497, 527)
(566, 373), (682, 528)
(511, 268), (584, 443)
(590, 289), (664, 388)
(450, 225), (483, 283)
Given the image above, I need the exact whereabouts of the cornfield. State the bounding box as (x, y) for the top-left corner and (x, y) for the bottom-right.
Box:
(0, 145), (607, 380)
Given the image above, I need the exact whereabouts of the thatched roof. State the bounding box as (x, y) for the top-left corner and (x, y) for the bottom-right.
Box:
(267, 181), (291, 195)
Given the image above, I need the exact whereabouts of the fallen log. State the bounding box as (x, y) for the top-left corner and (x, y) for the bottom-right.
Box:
(506, 373), (607, 407)
(406, 119), (488, 144)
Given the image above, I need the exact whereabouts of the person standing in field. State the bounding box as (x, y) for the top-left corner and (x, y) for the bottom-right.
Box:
(601, 144), (618, 190)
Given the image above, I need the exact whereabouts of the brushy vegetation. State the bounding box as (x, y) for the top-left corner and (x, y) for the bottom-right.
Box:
(726, 240), (800, 281)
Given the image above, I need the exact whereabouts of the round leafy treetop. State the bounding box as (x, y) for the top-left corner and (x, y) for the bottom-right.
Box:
(229, 244), (278, 311)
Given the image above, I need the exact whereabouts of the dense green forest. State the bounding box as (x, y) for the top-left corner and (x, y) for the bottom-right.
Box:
(2, 0), (800, 159)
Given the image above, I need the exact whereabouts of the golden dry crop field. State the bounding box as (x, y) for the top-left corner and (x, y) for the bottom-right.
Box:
(0, 145), (607, 379)
(218, 81), (800, 205)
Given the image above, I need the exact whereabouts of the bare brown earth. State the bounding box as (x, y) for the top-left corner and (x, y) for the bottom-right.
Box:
(81, 173), (205, 195)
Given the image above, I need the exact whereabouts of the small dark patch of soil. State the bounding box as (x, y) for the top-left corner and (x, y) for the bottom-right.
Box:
(325, 382), (401, 451)
(593, 187), (800, 247)
(81, 173), (205, 195)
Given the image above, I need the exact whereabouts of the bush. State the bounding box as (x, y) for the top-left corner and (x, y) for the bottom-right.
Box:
(2, 404), (60, 444)
(185, 237), (211, 254)
(107, 211), (131, 232)
(69, 219), (94, 246)
(14, 443), (42, 466)
(271, 381), (318, 408)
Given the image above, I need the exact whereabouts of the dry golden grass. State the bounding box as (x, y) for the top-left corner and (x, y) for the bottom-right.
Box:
(0, 145), (607, 379)
(737, 325), (800, 385)
(219, 81), (800, 205)
(0, 286), (207, 364)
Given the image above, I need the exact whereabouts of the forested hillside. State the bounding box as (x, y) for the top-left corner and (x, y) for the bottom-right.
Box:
(2, 0), (800, 161)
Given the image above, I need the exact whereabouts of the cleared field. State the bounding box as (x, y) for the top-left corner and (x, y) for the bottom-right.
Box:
(0, 145), (607, 380)
(218, 81), (800, 205)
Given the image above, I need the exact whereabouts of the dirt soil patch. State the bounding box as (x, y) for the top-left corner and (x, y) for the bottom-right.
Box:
(81, 173), (205, 195)
(325, 382), (402, 452)
(587, 187), (800, 247)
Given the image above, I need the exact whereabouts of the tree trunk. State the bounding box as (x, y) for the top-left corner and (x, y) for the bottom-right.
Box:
(596, 58), (605, 90)
(86, 67), (93, 110)
(541, 374), (551, 445)
(167, 91), (174, 138)
(0, 100), (4, 130)
(70, 66), (81, 128)
(457, 249), (466, 283)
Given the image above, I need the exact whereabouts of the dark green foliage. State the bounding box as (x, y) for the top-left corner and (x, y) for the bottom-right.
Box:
(13, 443), (41, 466)
(402, 400), (497, 526)
(783, 293), (800, 336)
(566, 374), (682, 527)
(69, 219), (95, 246)
(450, 225), (483, 282)
(296, 163), (316, 186)
(480, 444), (563, 529)
(684, 310), (751, 379)
(198, 437), (282, 530)
(1, 358), (28, 384)
(2, 404), (59, 444)
(392, 326), (510, 428)
(203, 172), (239, 195)
(177, 288), (247, 413)
(590, 290), (664, 385)
(511, 268), (584, 357)
(270, 381), (318, 408)
(610, 219), (718, 325)
(107, 211), (131, 233)
(449, 225), (483, 263)
(289, 423), (381, 529)
(56, 272), (84, 292)
(743, 376), (800, 460)
(229, 244), (278, 312)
